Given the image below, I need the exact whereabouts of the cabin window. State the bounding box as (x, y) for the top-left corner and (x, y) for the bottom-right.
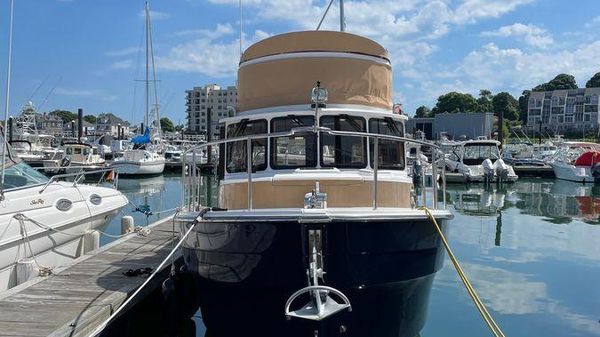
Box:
(271, 116), (316, 169)
(368, 118), (405, 170)
(320, 115), (367, 168)
(463, 143), (500, 165)
(226, 119), (267, 173)
(74, 148), (82, 155)
(66, 148), (73, 155)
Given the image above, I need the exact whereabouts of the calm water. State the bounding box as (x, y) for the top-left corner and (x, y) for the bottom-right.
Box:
(105, 176), (600, 337)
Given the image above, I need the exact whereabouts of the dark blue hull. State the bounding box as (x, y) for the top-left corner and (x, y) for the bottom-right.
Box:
(181, 218), (448, 337)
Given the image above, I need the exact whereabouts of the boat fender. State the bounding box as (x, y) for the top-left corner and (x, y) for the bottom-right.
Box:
(161, 266), (202, 335)
(592, 162), (600, 180)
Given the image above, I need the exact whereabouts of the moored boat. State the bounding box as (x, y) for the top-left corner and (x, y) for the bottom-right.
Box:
(175, 30), (452, 337)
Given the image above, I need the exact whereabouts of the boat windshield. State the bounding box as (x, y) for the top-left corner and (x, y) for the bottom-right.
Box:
(2, 162), (49, 190)
(369, 118), (405, 170)
(320, 115), (367, 168)
(271, 115), (316, 169)
(463, 143), (500, 165)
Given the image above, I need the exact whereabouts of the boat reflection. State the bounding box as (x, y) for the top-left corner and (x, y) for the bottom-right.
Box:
(446, 180), (600, 224)
(116, 174), (166, 195)
(446, 185), (513, 216)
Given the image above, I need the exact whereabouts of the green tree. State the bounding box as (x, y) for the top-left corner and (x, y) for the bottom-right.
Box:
(586, 72), (600, 88)
(518, 90), (531, 123)
(533, 73), (578, 91)
(49, 110), (77, 123)
(83, 115), (97, 124)
(414, 105), (431, 118)
(431, 92), (478, 114)
(160, 117), (175, 132)
(492, 92), (519, 121)
(476, 89), (494, 112)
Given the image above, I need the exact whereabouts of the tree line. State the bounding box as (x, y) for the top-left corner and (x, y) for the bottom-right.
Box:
(45, 110), (180, 133)
(415, 72), (600, 123)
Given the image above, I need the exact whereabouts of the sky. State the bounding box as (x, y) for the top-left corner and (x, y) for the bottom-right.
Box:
(1, 0), (600, 124)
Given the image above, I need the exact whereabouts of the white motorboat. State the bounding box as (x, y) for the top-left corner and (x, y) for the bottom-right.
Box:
(443, 139), (518, 183)
(174, 30), (453, 336)
(0, 3), (128, 291)
(0, 153), (128, 291)
(549, 147), (600, 183)
(42, 142), (106, 174)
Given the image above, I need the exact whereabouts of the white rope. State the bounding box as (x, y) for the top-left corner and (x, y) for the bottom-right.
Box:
(14, 215), (53, 276)
(88, 215), (198, 337)
(13, 213), (150, 239)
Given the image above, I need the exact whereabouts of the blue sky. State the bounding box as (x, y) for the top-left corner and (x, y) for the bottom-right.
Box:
(1, 0), (600, 124)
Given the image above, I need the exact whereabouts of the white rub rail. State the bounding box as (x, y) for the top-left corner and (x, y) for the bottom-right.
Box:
(181, 126), (446, 211)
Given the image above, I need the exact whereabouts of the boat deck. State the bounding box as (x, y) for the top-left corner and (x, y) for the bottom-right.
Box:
(0, 216), (179, 337)
(512, 165), (555, 178)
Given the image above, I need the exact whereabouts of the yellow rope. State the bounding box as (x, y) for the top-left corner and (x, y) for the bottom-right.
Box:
(419, 206), (506, 337)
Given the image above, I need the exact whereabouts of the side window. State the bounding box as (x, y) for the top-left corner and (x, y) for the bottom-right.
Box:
(369, 118), (405, 170)
(226, 119), (267, 173)
(271, 116), (316, 169)
(320, 115), (367, 168)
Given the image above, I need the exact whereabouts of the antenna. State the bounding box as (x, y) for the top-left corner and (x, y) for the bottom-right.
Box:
(316, 0), (345, 32)
(1, 0), (15, 192)
(37, 76), (62, 111)
(316, 0), (335, 31)
(239, 0), (243, 57)
(339, 0), (345, 31)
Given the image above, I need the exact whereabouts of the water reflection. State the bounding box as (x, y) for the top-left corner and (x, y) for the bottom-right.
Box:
(446, 180), (600, 225)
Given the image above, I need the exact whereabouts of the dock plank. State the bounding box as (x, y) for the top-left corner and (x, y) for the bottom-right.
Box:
(0, 216), (181, 337)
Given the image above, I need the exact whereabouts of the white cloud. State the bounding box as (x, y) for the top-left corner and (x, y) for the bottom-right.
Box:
(105, 47), (139, 57)
(108, 60), (134, 70)
(175, 23), (235, 38)
(157, 30), (269, 77)
(585, 15), (600, 28)
(481, 23), (554, 48)
(55, 88), (117, 101)
(452, 0), (534, 24)
(138, 9), (171, 20)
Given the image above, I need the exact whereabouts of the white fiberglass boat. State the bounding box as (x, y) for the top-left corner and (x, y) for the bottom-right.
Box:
(549, 146), (600, 183)
(110, 148), (165, 176)
(42, 142), (106, 174)
(443, 140), (518, 183)
(0, 156), (128, 291)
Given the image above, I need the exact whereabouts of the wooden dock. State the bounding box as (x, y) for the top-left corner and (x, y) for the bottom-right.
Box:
(0, 216), (180, 337)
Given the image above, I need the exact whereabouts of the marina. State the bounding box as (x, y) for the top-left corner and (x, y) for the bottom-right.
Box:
(1, 0), (600, 336)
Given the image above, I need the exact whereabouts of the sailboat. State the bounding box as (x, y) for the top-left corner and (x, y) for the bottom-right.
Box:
(0, 0), (128, 291)
(110, 2), (165, 176)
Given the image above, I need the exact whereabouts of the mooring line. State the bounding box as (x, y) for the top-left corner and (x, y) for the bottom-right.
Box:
(88, 212), (199, 337)
(419, 206), (506, 337)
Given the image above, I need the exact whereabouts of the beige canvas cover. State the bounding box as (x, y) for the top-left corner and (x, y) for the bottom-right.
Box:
(238, 31), (393, 113)
(241, 31), (390, 62)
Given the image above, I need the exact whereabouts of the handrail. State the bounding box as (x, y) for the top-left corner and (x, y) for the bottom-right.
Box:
(38, 167), (116, 194)
(181, 126), (440, 155)
(180, 126), (446, 211)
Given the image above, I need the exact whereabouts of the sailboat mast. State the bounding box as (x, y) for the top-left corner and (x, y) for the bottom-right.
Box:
(1, 0), (15, 189)
(148, 3), (161, 141)
(339, 0), (345, 32)
(144, 1), (150, 130)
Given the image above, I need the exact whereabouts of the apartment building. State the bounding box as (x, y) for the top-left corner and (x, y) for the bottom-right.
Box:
(527, 88), (600, 133)
(185, 84), (237, 139)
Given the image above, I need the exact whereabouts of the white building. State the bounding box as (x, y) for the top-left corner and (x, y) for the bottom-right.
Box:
(527, 88), (600, 133)
(185, 84), (237, 139)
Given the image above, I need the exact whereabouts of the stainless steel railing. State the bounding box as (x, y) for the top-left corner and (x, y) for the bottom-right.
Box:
(39, 167), (118, 194)
(181, 126), (446, 211)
